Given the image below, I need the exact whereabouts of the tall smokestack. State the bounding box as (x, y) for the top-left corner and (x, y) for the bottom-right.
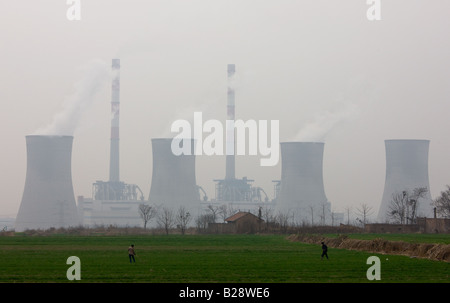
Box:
(276, 142), (330, 223)
(109, 59), (120, 182)
(225, 63), (235, 180)
(15, 136), (79, 232)
(148, 138), (200, 214)
(377, 139), (433, 222)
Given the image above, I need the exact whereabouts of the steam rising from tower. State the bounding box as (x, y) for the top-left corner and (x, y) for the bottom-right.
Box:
(15, 136), (79, 232)
(109, 59), (120, 182)
(32, 59), (109, 136)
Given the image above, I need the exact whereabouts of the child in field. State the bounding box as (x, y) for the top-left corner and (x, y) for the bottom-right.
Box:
(128, 244), (136, 263)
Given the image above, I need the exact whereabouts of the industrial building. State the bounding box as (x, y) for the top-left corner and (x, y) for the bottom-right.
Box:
(377, 139), (434, 223)
(205, 64), (273, 214)
(79, 59), (146, 227)
(148, 137), (202, 218)
(15, 60), (441, 232)
(275, 141), (332, 225)
(15, 135), (80, 231)
(77, 182), (145, 227)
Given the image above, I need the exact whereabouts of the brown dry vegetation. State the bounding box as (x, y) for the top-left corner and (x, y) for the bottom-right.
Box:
(288, 233), (450, 262)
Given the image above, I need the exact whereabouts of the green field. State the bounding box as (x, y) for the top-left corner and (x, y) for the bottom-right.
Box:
(0, 234), (449, 283)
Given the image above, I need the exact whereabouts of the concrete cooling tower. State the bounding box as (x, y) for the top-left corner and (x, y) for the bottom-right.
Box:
(276, 142), (331, 224)
(148, 138), (200, 216)
(15, 135), (79, 232)
(377, 139), (433, 222)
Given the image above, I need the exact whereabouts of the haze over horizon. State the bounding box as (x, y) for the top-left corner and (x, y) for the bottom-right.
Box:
(1, 1), (450, 223)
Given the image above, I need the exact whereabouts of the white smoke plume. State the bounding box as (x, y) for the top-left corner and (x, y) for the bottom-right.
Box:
(293, 101), (359, 142)
(159, 67), (244, 138)
(33, 59), (109, 136)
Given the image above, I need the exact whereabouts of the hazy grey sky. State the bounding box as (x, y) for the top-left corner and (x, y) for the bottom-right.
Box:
(1, 0), (450, 219)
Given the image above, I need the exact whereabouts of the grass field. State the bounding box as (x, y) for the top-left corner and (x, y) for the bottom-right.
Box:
(0, 234), (449, 283)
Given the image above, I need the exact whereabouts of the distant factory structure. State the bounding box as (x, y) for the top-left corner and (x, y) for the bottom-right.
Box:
(275, 142), (332, 225)
(14, 60), (440, 231)
(206, 64), (272, 213)
(78, 59), (145, 227)
(377, 139), (433, 222)
(148, 138), (202, 217)
(15, 135), (80, 232)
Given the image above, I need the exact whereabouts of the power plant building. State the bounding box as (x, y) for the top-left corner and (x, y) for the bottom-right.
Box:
(148, 138), (201, 217)
(377, 139), (433, 223)
(15, 135), (80, 232)
(21, 62), (440, 231)
(275, 142), (331, 225)
(78, 59), (145, 227)
(208, 64), (272, 213)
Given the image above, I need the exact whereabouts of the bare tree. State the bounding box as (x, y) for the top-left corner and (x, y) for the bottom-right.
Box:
(409, 187), (428, 223)
(356, 203), (373, 226)
(276, 211), (289, 233)
(157, 207), (175, 235)
(387, 188), (428, 224)
(138, 203), (157, 229)
(218, 204), (230, 222)
(433, 185), (450, 218)
(387, 192), (407, 224)
(344, 206), (352, 225)
(206, 204), (220, 223)
(309, 206), (314, 226)
(175, 206), (191, 235)
(195, 213), (215, 232)
(260, 205), (275, 231)
(319, 202), (327, 226)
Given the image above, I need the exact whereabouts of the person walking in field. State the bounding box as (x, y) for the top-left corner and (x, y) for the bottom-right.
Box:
(128, 244), (136, 263)
(321, 242), (329, 260)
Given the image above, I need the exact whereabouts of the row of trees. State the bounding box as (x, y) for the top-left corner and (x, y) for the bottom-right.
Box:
(137, 185), (450, 233)
(387, 187), (428, 224)
(138, 202), (376, 234)
(138, 204), (192, 235)
(385, 185), (450, 224)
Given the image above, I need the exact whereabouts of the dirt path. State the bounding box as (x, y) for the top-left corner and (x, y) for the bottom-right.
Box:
(288, 234), (450, 262)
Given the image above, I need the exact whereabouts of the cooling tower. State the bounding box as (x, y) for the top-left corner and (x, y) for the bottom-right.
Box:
(148, 138), (200, 214)
(377, 139), (433, 222)
(15, 135), (79, 231)
(276, 142), (330, 224)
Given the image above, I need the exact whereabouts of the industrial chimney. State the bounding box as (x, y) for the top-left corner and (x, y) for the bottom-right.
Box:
(15, 135), (79, 231)
(225, 63), (235, 180)
(148, 138), (200, 215)
(109, 58), (120, 183)
(377, 139), (433, 222)
(276, 142), (331, 224)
